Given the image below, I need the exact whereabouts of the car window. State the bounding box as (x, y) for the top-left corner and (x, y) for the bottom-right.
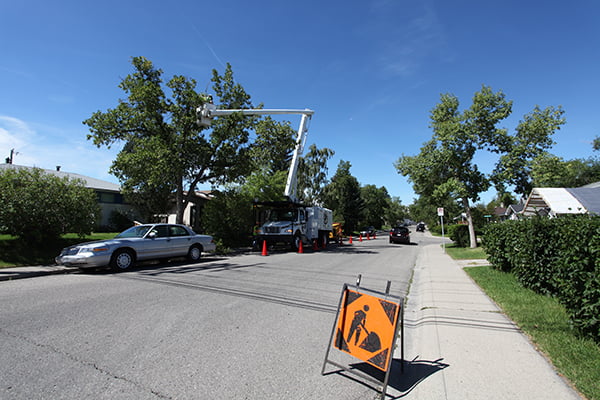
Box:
(116, 225), (152, 238)
(169, 226), (190, 237)
(150, 225), (169, 238)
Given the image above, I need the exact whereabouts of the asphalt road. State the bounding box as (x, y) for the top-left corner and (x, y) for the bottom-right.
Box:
(0, 232), (440, 399)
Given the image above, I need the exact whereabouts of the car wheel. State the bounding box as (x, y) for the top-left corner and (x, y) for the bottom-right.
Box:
(187, 244), (203, 262)
(110, 249), (135, 271)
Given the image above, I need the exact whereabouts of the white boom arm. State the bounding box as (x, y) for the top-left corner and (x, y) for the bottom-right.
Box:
(196, 104), (314, 203)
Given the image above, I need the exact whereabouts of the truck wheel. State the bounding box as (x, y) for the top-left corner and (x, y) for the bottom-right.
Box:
(292, 233), (302, 251)
(110, 249), (135, 271)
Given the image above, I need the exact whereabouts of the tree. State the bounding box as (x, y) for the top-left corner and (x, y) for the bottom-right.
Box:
(531, 153), (600, 187)
(384, 197), (408, 227)
(492, 106), (566, 196)
(396, 85), (512, 248)
(323, 161), (364, 232)
(297, 144), (335, 205)
(0, 167), (99, 242)
(84, 57), (256, 224)
(360, 185), (390, 229)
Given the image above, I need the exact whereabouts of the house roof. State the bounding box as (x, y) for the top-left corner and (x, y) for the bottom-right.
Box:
(523, 187), (597, 216)
(0, 164), (121, 192)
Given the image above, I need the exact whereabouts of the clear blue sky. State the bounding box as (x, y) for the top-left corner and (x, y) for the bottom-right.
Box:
(2, 0), (599, 205)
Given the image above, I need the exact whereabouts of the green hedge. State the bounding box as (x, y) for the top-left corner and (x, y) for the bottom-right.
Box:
(483, 216), (600, 342)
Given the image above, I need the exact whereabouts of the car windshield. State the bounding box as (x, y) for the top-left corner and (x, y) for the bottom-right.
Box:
(115, 225), (153, 238)
(268, 209), (298, 222)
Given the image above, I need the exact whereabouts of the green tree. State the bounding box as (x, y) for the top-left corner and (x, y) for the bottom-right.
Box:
(84, 57), (256, 224)
(384, 196), (408, 227)
(531, 153), (600, 187)
(360, 185), (390, 229)
(297, 144), (335, 205)
(396, 85), (513, 248)
(323, 161), (364, 232)
(0, 167), (99, 242)
(492, 106), (566, 196)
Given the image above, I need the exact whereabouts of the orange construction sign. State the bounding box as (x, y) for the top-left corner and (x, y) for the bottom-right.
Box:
(334, 288), (400, 371)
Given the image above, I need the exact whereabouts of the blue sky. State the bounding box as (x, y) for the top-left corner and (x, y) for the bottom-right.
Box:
(1, 0), (599, 205)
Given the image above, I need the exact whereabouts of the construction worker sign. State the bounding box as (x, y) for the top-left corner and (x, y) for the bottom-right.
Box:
(334, 289), (400, 371)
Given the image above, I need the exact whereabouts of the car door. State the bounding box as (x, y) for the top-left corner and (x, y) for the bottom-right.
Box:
(168, 225), (194, 256)
(142, 225), (172, 259)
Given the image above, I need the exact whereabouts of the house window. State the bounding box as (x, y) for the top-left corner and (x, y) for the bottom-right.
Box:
(97, 192), (124, 204)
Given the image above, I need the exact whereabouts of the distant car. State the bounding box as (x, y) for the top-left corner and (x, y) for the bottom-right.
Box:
(55, 223), (216, 271)
(360, 226), (376, 237)
(416, 222), (426, 232)
(389, 226), (410, 244)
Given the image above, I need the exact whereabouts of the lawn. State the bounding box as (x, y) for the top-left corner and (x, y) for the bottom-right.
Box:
(0, 233), (117, 268)
(465, 266), (600, 400)
(444, 243), (488, 259)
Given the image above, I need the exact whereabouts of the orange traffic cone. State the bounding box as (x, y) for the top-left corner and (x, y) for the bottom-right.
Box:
(298, 240), (304, 254)
(367, 233), (371, 240)
(313, 239), (318, 251)
(373, 232), (377, 239)
(261, 240), (268, 256)
(349, 236), (353, 244)
(359, 234), (363, 242)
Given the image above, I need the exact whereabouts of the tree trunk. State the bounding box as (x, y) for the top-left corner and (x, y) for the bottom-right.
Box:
(175, 177), (185, 225)
(461, 197), (478, 248)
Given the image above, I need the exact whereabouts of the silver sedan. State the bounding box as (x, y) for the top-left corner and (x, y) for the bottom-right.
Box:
(55, 223), (216, 271)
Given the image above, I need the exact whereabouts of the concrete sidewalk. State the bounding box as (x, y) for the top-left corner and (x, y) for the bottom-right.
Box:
(394, 243), (582, 399)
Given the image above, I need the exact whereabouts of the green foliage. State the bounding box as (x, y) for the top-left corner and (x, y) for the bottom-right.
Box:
(202, 187), (255, 248)
(297, 144), (335, 205)
(359, 185), (390, 229)
(448, 224), (470, 247)
(84, 58), (256, 223)
(483, 216), (600, 342)
(323, 161), (364, 232)
(0, 167), (99, 242)
(531, 153), (600, 188)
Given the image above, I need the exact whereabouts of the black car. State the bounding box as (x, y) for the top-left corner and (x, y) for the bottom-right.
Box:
(389, 226), (410, 244)
(416, 222), (425, 232)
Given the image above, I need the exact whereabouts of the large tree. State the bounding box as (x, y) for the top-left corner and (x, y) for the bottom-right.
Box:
(360, 184), (390, 229)
(297, 144), (335, 205)
(324, 161), (364, 232)
(397, 86), (512, 247)
(84, 57), (256, 223)
(397, 85), (564, 247)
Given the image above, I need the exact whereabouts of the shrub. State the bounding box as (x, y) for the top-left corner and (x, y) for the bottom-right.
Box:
(483, 215), (600, 342)
(449, 224), (470, 247)
(0, 167), (99, 242)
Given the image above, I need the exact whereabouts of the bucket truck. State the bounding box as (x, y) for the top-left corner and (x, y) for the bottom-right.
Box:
(197, 103), (333, 250)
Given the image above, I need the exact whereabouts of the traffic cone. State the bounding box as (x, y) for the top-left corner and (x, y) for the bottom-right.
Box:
(261, 240), (268, 256)
(298, 240), (304, 254)
(359, 234), (363, 242)
(349, 236), (353, 244)
(313, 239), (318, 251)
(367, 233), (371, 240)
(373, 232), (377, 239)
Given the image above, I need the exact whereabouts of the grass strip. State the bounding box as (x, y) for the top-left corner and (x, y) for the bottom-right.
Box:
(444, 243), (487, 260)
(465, 266), (600, 400)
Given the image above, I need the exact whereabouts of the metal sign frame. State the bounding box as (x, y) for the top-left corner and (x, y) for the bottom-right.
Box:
(322, 275), (404, 399)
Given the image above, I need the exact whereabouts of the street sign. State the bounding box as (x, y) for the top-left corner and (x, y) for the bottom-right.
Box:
(437, 207), (444, 217)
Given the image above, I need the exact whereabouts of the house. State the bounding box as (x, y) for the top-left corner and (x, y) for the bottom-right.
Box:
(0, 163), (138, 228)
(156, 190), (214, 233)
(522, 186), (600, 217)
(503, 199), (525, 220)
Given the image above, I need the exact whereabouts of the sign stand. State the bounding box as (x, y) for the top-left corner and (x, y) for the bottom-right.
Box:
(322, 275), (404, 399)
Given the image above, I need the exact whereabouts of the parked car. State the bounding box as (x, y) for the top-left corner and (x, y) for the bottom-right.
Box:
(389, 226), (410, 244)
(360, 226), (376, 237)
(55, 223), (216, 271)
(416, 222), (426, 232)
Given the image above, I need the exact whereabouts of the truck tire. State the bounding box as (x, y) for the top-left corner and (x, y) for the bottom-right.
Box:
(292, 233), (302, 251)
